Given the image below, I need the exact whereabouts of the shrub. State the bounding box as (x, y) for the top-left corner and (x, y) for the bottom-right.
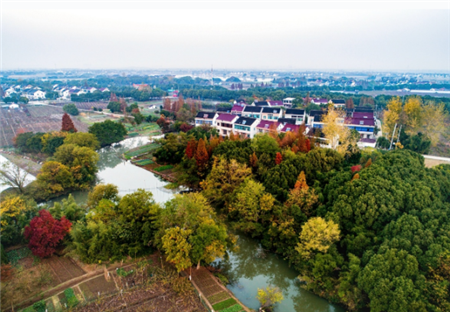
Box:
(212, 298), (237, 311)
(32, 300), (46, 312)
(117, 267), (134, 277)
(64, 288), (79, 308)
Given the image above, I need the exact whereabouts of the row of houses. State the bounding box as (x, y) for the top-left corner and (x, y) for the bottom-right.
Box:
(195, 104), (377, 146)
(55, 85), (110, 100)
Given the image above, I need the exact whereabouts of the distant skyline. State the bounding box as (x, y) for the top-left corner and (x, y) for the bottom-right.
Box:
(2, 1), (450, 72)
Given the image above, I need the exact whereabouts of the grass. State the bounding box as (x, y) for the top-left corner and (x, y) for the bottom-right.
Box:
(135, 159), (154, 166)
(220, 304), (243, 312)
(212, 298), (237, 311)
(124, 143), (160, 158)
(154, 165), (174, 172)
(207, 292), (230, 304)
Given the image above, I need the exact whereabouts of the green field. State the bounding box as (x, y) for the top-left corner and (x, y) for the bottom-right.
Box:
(124, 143), (160, 159)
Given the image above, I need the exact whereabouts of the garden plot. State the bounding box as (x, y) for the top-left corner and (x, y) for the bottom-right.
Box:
(46, 256), (86, 284)
(0, 106), (88, 147)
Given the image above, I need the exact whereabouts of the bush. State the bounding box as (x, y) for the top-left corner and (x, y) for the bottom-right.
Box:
(32, 300), (46, 312)
(63, 103), (79, 116)
(64, 288), (79, 308)
(212, 298), (237, 311)
(117, 267), (134, 277)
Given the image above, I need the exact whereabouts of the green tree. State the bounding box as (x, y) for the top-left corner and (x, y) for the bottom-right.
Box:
(63, 132), (100, 150)
(88, 120), (127, 146)
(63, 103), (80, 116)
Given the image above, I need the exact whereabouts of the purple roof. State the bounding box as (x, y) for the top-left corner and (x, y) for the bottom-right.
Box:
(231, 104), (245, 112)
(346, 117), (375, 126)
(256, 120), (279, 129)
(353, 112), (374, 119)
(313, 98), (329, 104)
(360, 138), (376, 143)
(281, 123), (300, 133)
(216, 113), (237, 122)
(269, 100), (283, 106)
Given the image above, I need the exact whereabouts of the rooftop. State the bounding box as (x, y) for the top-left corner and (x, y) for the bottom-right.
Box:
(262, 107), (282, 113)
(216, 113), (237, 122)
(243, 106), (263, 113)
(235, 116), (258, 126)
(285, 108), (305, 115)
(195, 111), (216, 119)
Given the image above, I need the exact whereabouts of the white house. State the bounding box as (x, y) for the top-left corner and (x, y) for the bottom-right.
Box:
(195, 112), (218, 126)
(233, 116), (259, 138)
(215, 113), (239, 137)
(33, 90), (46, 100)
(89, 87), (98, 93)
(282, 97), (295, 108)
(284, 108), (306, 124)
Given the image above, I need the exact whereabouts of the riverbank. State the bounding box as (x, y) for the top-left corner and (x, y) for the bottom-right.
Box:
(0, 151), (42, 176)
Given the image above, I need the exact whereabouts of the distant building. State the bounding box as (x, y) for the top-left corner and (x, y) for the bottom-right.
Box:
(195, 112), (217, 126)
(215, 114), (239, 137)
(233, 117), (259, 138)
(261, 107), (283, 121)
(133, 83), (152, 92)
(284, 108), (306, 124)
(282, 97), (295, 108)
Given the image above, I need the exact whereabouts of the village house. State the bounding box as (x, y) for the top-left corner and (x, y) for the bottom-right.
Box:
(282, 97), (295, 108)
(261, 107), (283, 120)
(233, 117), (259, 138)
(243, 106), (263, 119)
(231, 104), (245, 116)
(331, 99), (346, 108)
(255, 120), (283, 134)
(215, 113), (239, 137)
(280, 123), (301, 133)
(195, 112), (218, 126)
(308, 110), (327, 128)
(312, 98), (329, 105)
(284, 108), (306, 124)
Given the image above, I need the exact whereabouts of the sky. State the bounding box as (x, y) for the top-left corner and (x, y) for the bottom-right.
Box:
(2, 1), (450, 72)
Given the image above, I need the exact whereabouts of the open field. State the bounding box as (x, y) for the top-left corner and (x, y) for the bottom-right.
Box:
(0, 106), (88, 147)
(424, 157), (450, 168)
(50, 102), (109, 110)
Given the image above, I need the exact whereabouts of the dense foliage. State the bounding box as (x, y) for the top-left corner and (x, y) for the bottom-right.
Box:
(88, 120), (127, 146)
(63, 103), (79, 116)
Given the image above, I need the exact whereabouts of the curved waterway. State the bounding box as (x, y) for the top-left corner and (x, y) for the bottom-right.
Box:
(5, 136), (342, 312)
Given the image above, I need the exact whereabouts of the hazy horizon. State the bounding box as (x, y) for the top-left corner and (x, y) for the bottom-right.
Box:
(2, 1), (450, 73)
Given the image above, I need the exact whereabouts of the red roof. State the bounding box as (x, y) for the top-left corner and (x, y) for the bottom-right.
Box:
(345, 117), (375, 126)
(353, 112), (374, 119)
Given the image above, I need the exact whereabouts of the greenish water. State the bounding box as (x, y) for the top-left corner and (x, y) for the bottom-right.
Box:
(215, 234), (344, 312)
(7, 136), (342, 312)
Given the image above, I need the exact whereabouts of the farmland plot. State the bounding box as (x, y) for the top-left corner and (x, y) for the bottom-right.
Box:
(0, 106), (88, 147)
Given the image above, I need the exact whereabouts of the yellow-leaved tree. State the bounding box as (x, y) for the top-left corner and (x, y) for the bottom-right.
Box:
(403, 96), (423, 132)
(382, 97), (403, 139)
(295, 217), (340, 259)
(322, 107), (357, 156)
(420, 102), (447, 146)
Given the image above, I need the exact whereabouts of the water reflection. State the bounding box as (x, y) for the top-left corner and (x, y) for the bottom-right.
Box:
(214, 234), (344, 312)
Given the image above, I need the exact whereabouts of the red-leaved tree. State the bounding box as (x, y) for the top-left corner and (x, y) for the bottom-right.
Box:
(275, 152), (283, 165)
(351, 165), (362, 173)
(61, 113), (77, 133)
(24, 210), (72, 258)
(195, 138), (209, 174)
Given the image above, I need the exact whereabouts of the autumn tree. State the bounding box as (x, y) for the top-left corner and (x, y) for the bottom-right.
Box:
(201, 157), (252, 208)
(195, 138), (209, 175)
(156, 194), (231, 273)
(295, 217), (340, 259)
(1, 196), (38, 246)
(24, 209), (72, 258)
(382, 97), (403, 139)
(185, 138), (197, 159)
(285, 171), (318, 216)
(257, 286), (284, 310)
(249, 152), (258, 168)
(61, 113), (77, 133)
(275, 152), (283, 165)
(346, 98), (355, 109)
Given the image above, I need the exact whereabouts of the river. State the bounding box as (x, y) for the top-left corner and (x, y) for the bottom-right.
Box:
(2, 136), (343, 312)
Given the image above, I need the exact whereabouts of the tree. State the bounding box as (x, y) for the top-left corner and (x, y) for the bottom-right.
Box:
(87, 183), (119, 209)
(201, 157), (252, 208)
(49, 194), (86, 223)
(107, 101), (121, 113)
(275, 152), (283, 165)
(285, 171), (318, 216)
(0, 161), (30, 193)
(36, 161), (74, 197)
(195, 138), (209, 175)
(61, 113), (77, 133)
(63, 132), (100, 150)
(256, 286), (284, 310)
(156, 193), (230, 272)
(88, 120), (127, 146)
(295, 217), (340, 259)
(63, 103), (80, 116)
(24, 209), (72, 258)
(0, 196), (38, 247)
(346, 98), (355, 109)
(382, 97), (403, 139)
(54, 144), (99, 188)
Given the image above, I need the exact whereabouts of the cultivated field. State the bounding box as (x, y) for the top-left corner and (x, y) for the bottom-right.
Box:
(0, 106), (88, 147)
(50, 102), (109, 110)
